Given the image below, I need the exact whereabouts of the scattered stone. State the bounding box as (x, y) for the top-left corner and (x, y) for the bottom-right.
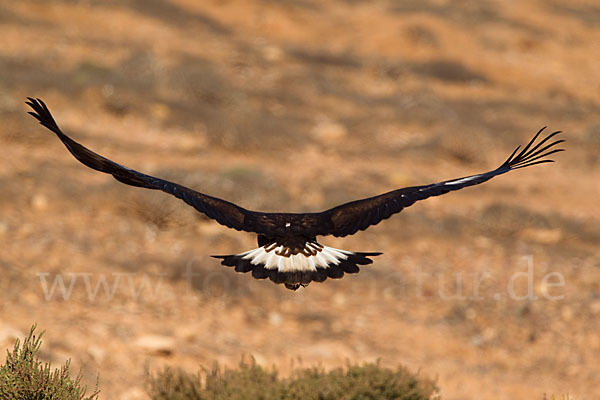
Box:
(119, 387), (147, 400)
(482, 327), (496, 341)
(262, 45), (283, 62)
(87, 345), (107, 363)
(0, 220), (7, 235)
(590, 300), (600, 315)
(520, 228), (562, 244)
(150, 102), (170, 120)
(268, 311), (282, 326)
(465, 308), (477, 320)
(311, 119), (347, 144)
(0, 326), (24, 346)
(561, 306), (574, 322)
(333, 292), (346, 306)
(134, 335), (175, 356)
(30, 194), (48, 211)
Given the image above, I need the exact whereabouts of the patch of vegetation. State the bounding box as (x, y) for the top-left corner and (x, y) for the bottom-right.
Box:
(0, 324), (99, 400)
(147, 358), (437, 400)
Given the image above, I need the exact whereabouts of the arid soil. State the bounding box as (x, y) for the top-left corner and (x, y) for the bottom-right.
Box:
(1, 0), (600, 399)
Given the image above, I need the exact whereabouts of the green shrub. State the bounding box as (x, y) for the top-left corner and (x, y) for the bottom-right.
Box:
(147, 358), (437, 400)
(0, 324), (99, 400)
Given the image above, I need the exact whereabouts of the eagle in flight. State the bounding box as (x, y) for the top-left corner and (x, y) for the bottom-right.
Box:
(26, 98), (564, 290)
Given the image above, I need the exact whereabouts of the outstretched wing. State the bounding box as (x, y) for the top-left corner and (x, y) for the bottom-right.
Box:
(26, 97), (252, 232)
(315, 128), (564, 237)
(27, 97), (563, 239)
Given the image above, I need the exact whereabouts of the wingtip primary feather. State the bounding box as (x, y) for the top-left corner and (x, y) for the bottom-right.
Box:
(502, 128), (564, 170)
(502, 145), (521, 166)
(26, 97), (63, 135)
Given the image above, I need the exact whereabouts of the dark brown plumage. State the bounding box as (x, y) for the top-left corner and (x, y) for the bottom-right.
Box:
(26, 97), (564, 290)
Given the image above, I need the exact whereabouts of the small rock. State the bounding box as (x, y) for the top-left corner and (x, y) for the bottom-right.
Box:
(150, 102), (170, 120)
(589, 333), (600, 350)
(520, 228), (562, 244)
(262, 45), (283, 62)
(561, 306), (573, 321)
(101, 84), (114, 97)
(31, 194), (48, 211)
(119, 387), (147, 400)
(387, 172), (413, 188)
(482, 327), (496, 341)
(87, 345), (106, 363)
(268, 312), (282, 326)
(465, 308), (477, 320)
(471, 334), (483, 347)
(311, 119), (347, 144)
(308, 342), (335, 358)
(590, 300), (600, 315)
(333, 292), (346, 306)
(0, 326), (24, 346)
(134, 335), (175, 356)
(0, 220), (8, 235)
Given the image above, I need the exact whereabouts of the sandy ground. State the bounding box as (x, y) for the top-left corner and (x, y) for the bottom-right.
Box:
(1, 0), (600, 399)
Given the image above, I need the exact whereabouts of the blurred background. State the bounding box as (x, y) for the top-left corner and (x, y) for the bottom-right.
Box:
(1, 0), (599, 398)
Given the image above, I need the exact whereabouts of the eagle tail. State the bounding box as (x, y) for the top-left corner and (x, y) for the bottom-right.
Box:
(212, 242), (381, 290)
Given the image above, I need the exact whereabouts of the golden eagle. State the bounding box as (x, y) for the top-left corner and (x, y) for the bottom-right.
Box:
(27, 98), (564, 290)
